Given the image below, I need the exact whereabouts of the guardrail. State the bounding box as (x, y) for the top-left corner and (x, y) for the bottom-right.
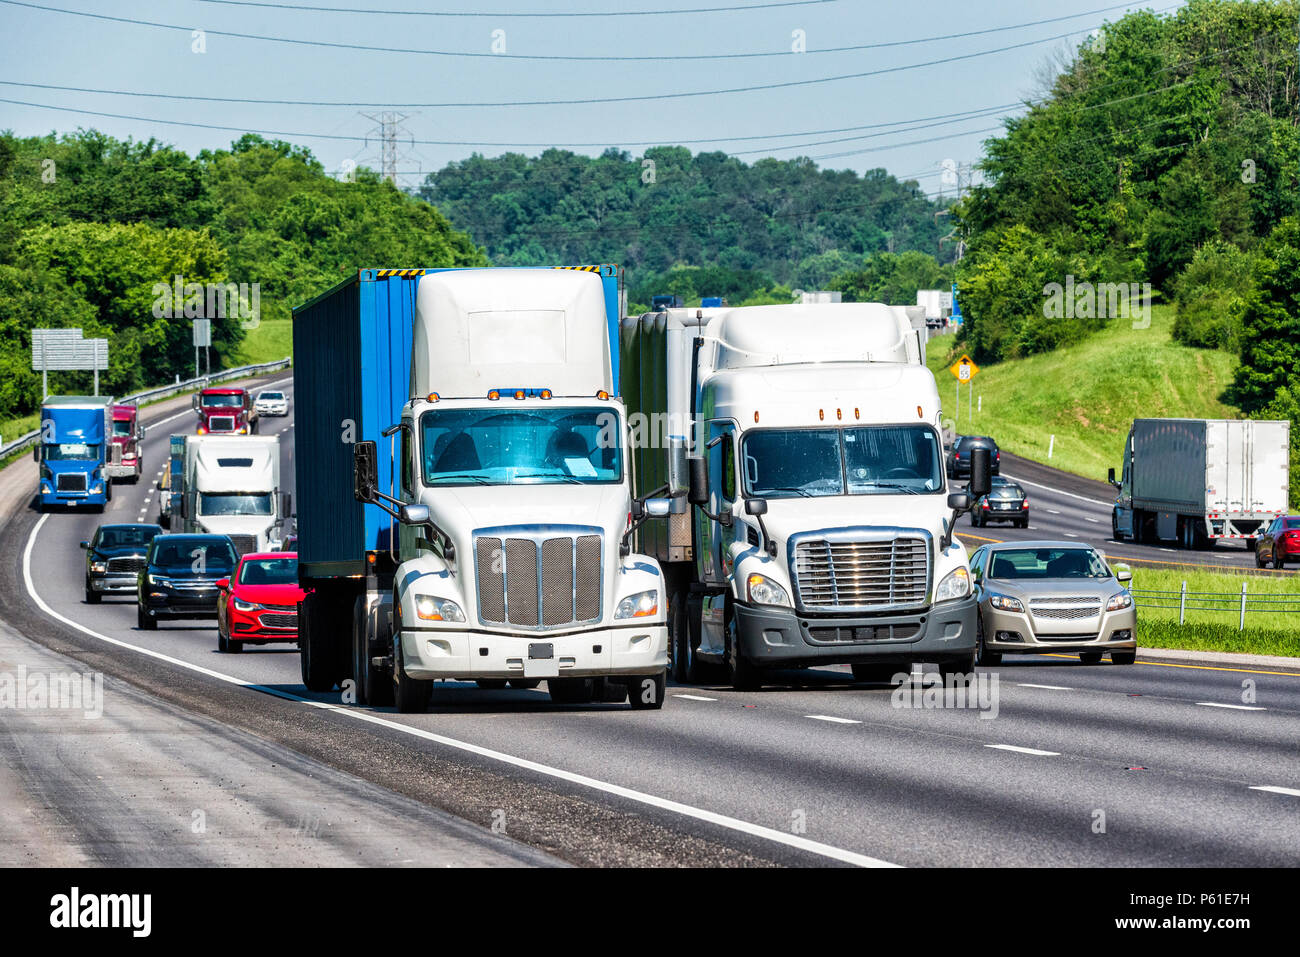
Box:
(0, 358), (291, 461)
(1131, 583), (1300, 630)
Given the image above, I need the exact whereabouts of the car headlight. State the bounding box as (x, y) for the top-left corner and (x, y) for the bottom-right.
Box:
(1106, 592), (1133, 612)
(989, 593), (1024, 613)
(414, 595), (466, 622)
(614, 589), (659, 619)
(91, 562), (107, 573)
(233, 597), (260, 612)
(746, 573), (791, 607)
(934, 567), (971, 603)
(147, 574), (168, 586)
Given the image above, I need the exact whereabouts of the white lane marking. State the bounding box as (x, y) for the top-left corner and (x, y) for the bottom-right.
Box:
(1250, 786), (1300, 797)
(1000, 473), (1111, 508)
(1196, 702), (1266, 711)
(143, 497), (151, 504)
(984, 744), (1059, 756)
(1017, 683), (1073, 691)
(1046, 508), (1062, 514)
(1064, 532), (1079, 537)
(672, 694), (718, 702)
(21, 514), (894, 869)
(1084, 518), (1100, 524)
(805, 715), (861, 724)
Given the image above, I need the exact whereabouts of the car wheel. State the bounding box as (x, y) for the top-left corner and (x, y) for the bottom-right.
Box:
(137, 606), (157, 631)
(969, 513), (978, 527)
(1078, 652), (1103, 665)
(218, 630), (229, 653)
(1275, 554), (1286, 569)
(628, 672), (667, 710)
(85, 582), (101, 604)
(1111, 651), (1136, 665)
(475, 679), (508, 690)
(976, 616), (1001, 666)
(1256, 549), (1266, 569)
(227, 637), (242, 654)
(851, 662), (900, 684)
(508, 679), (541, 690)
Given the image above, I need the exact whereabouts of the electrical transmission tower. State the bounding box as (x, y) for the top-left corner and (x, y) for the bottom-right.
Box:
(357, 111), (424, 190)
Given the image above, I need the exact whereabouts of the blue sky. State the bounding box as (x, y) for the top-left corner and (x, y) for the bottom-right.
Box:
(0, 0), (1182, 194)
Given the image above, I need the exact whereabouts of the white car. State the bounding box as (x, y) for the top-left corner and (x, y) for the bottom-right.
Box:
(254, 390), (288, 417)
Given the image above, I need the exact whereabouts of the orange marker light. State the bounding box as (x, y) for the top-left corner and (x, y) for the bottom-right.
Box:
(426, 392), (440, 402)
(854, 407), (860, 420)
(818, 409), (824, 421)
(836, 408), (842, 420)
(916, 405), (923, 418)
(596, 390), (610, 400)
(514, 390), (526, 400)
(487, 390), (500, 400)
(540, 390), (552, 400)
(753, 411), (759, 423)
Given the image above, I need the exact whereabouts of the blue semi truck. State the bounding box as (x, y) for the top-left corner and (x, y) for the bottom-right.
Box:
(292, 265), (668, 710)
(36, 395), (114, 512)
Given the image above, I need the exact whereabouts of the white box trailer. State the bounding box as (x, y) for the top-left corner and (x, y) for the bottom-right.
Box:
(1109, 418), (1290, 548)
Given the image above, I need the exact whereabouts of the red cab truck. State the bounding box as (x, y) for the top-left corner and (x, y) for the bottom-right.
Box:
(106, 403), (144, 482)
(193, 386), (258, 435)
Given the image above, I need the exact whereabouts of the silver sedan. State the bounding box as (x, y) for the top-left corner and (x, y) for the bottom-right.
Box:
(968, 541), (1137, 665)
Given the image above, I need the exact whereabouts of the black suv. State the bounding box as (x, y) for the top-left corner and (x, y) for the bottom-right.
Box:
(81, 523), (163, 603)
(947, 434), (1001, 479)
(137, 534), (238, 630)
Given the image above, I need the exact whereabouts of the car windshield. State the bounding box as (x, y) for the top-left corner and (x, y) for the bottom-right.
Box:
(742, 426), (943, 498)
(199, 492), (273, 516)
(259, 392), (283, 401)
(238, 557), (297, 585)
(988, 548), (1112, 580)
(152, 539), (237, 571)
(111, 420), (133, 436)
(43, 443), (99, 461)
(98, 526), (160, 548)
(420, 407), (622, 486)
(1285, 518), (1300, 530)
(203, 394), (243, 407)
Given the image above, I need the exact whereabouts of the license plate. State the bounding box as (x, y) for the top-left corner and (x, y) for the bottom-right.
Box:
(528, 643), (554, 659)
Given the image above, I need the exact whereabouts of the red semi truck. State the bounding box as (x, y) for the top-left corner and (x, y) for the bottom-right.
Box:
(193, 386), (258, 435)
(106, 403), (144, 482)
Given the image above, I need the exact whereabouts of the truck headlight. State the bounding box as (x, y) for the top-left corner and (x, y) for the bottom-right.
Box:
(934, 567), (971, 603)
(414, 595), (465, 622)
(1106, 592), (1132, 612)
(91, 562), (107, 573)
(615, 589), (659, 619)
(989, 593), (1023, 613)
(746, 573), (791, 607)
(233, 597), (260, 612)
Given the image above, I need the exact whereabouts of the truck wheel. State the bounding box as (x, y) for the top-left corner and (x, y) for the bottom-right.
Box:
(1111, 512), (1120, 541)
(851, 663), (900, 684)
(1111, 651), (1136, 665)
(475, 679), (508, 690)
(391, 636), (431, 714)
(300, 592), (345, 692)
(548, 677), (594, 704)
(938, 653), (976, 683)
(508, 679), (541, 690)
(137, 606), (156, 631)
(1078, 652), (1103, 665)
(351, 597), (370, 705)
(670, 592), (705, 684)
(725, 611), (761, 691)
(628, 671), (666, 710)
(85, 581), (101, 604)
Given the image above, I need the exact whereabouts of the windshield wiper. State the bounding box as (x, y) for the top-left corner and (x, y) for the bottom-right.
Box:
(513, 473), (585, 484)
(432, 474), (492, 486)
(757, 486), (815, 497)
(857, 482), (922, 495)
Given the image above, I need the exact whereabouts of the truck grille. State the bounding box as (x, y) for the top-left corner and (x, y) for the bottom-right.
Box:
(228, 535), (258, 556)
(1029, 597), (1101, 620)
(106, 557), (146, 574)
(56, 473), (87, 493)
(475, 531), (602, 630)
(210, 416), (236, 432)
(792, 537), (929, 611)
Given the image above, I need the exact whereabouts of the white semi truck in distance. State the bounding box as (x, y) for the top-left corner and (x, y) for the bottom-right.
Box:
(309, 267), (671, 712)
(622, 302), (992, 689)
(180, 434), (289, 556)
(1108, 418), (1291, 548)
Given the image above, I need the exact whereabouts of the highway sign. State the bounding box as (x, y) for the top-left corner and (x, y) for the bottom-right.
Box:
(949, 354), (979, 382)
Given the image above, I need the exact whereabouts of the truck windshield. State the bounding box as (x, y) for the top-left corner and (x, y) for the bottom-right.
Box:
(43, 443), (99, 461)
(420, 407), (622, 486)
(742, 426), (943, 498)
(112, 420), (133, 436)
(199, 492), (273, 516)
(202, 395), (243, 407)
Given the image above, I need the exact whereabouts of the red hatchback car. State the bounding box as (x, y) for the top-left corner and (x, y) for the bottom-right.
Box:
(216, 552), (305, 653)
(1255, 516), (1300, 569)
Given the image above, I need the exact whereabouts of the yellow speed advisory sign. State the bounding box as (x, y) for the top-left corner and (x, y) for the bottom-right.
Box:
(949, 354), (979, 382)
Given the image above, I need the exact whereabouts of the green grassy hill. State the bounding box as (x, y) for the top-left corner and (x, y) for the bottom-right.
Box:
(926, 306), (1241, 481)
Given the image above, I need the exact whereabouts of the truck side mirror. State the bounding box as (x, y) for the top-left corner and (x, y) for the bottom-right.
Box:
(688, 457), (709, 506)
(947, 492), (971, 512)
(33, 445), (39, 463)
(354, 441), (378, 503)
(744, 498), (768, 516)
(644, 498), (671, 518)
(137, 425), (145, 440)
(191, 394), (199, 411)
(1107, 467), (1118, 488)
(281, 492), (292, 521)
(968, 448), (992, 498)
(667, 437), (689, 496)
(399, 503), (430, 525)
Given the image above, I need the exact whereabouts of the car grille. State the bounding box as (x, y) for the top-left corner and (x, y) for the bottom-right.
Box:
(1029, 597), (1102, 620)
(209, 416), (236, 432)
(262, 603), (296, 613)
(258, 613), (297, 629)
(476, 531), (602, 629)
(228, 535), (258, 556)
(792, 537), (929, 611)
(56, 473), (87, 493)
(808, 623), (922, 643)
(106, 556), (146, 574)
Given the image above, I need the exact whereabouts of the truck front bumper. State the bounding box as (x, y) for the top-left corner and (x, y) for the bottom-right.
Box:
(400, 623), (667, 681)
(732, 595), (979, 669)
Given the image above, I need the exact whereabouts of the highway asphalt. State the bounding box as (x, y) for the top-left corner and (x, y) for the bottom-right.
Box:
(1, 389), (1298, 866)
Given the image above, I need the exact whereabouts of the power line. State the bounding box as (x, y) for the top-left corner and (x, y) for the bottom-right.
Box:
(0, 0), (1127, 65)
(193, 0), (837, 16)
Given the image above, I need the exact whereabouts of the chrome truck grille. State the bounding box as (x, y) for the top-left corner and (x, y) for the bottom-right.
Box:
(1029, 597), (1102, 620)
(475, 527), (603, 630)
(227, 534), (258, 556)
(790, 530), (931, 613)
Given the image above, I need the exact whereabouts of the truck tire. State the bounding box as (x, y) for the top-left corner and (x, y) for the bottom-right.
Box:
(508, 679), (541, 690)
(548, 677), (594, 704)
(391, 634), (431, 714)
(851, 662), (900, 684)
(475, 679), (508, 690)
(725, 608), (761, 692)
(300, 591), (346, 692)
(1111, 512), (1121, 541)
(628, 671), (666, 710)
(670, 591), (708, 684)
(938, 653), (976, 683)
